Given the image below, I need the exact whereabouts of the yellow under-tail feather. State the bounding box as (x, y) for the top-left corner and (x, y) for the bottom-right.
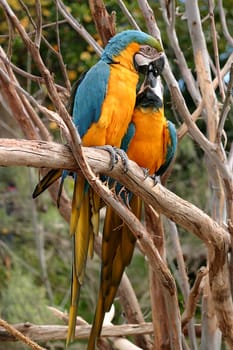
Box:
(89, 189), (101, 258)
(66, 266), (80, 345)
(70, 176), (85, 236)
(67, 179), (101, 345)
(74, 190), (91, 280)
(87, 194), (142, 350)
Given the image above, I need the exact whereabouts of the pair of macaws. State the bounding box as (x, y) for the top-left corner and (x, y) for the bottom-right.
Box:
(33, 30), (177, 349)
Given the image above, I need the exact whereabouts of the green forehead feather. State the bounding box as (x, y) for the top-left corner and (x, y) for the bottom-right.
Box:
(147, 37), (163, 52)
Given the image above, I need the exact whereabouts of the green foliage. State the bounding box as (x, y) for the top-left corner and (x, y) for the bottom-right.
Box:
(0, 266), (54, 324)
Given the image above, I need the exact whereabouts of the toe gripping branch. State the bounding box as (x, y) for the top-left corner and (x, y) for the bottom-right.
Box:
(94, 146), (129, 172)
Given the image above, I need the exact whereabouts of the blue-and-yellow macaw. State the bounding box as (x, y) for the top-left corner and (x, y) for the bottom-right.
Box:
(32, 30), (163, 345)
(87, 56), (177, 350)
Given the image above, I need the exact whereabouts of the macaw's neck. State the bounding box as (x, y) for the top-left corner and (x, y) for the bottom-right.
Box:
(111, 42), (140, 72)
(137, 105), (165, 119)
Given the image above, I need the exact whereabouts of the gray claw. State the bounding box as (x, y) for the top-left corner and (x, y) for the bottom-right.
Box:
(142, 167), (149, 179)
(113, 147), (129, 173)
(150, 174), (159, 186)
(94, 145), (118, 170)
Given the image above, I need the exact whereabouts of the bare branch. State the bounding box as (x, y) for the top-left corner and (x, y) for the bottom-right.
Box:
(47, 306), (88, 326)
(0, 48), (67, 94)
(228, 143), (233, 171)
(182, 267), (208, 328)
(137, 0), (161, 40)
(0, 61), (40, 140)
(167, 219), (198, 350)
(35, 0), (42, 48)
(208, 0), (225, 100)
(54, 0), (71, 91)
(0, 322), (154, 342)
(0, 318), (46, 350)
(89, 0), (116, 45)
(217, 63), (233, 143)
(178, 52), (233, 140)
(0, 50), (53, 141)
(117, 0), (141, 30)
(159, 0), (201, 106)
(56, 0), (103, 56)
(185, 0), (219, 142)
(218, 0), (233, 47)
(171, 85), (232, 182)
(167, 220), (189, 301)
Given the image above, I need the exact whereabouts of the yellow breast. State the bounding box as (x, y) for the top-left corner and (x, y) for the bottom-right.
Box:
(127, 107), (169, 175)
(82, 43), (140, 147)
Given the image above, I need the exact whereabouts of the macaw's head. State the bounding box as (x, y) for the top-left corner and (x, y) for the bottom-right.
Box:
(101, 30), (163, 72)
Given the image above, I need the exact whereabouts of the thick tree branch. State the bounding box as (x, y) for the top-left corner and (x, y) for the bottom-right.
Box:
(185, 0), (219, 142)
(0, 318), (45, 350)
(0, 138), (229, 247)
(0, 322), (154, 342)
(89, 0), (116, 45)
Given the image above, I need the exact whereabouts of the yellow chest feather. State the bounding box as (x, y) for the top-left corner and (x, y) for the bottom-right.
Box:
(127, 107), (169, 174)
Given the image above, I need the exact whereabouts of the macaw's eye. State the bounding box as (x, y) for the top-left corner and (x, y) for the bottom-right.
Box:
(139, 45), (159, 58)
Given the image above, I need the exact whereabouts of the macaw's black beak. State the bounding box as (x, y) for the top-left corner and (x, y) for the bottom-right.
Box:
(136, 88), (163, 108)
(136, 63), (164, 109)
(143, 63), (158, 88)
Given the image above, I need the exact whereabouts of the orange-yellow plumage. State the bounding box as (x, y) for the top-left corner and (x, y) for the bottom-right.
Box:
(82, 44), (140, 148)
(127, 106), (169, 175)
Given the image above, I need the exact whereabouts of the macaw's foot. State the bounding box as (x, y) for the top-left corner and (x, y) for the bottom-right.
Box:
(94, 146), (129, 172)
(142, 167), (149, 179)
(94, 145), (118, 170)
(150, 174), (160, 186)
(113, 147), (129, 173)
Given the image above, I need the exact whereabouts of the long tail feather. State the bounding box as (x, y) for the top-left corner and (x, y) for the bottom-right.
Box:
(89, 189), (101, 258)
(67, 177), (98, 346)
(75, 190), (91, 280)
(70, 176), (85, 236)
(87, 287), (104, 350)
(66, 264), (81, 345)
(87, 194), (142, 349)
(32, 169), (63, 198)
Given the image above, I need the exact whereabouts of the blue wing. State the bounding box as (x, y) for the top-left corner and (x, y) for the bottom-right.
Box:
(120, 122), (136, 152)
(72, 60), (110, 138)
(156, 120), (177, 176)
